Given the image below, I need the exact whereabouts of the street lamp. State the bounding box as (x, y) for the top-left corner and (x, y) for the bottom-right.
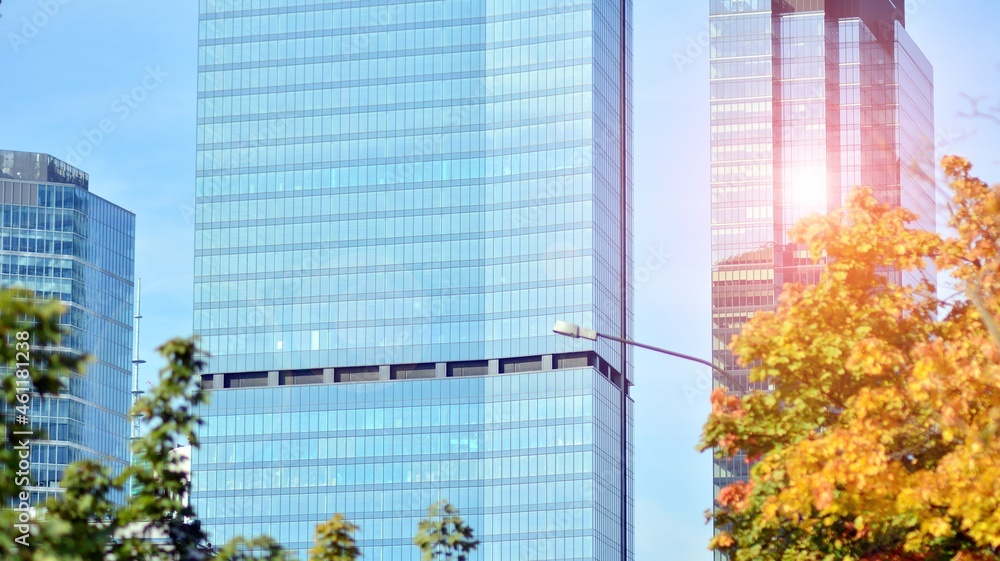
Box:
(552, 320), (748, 395)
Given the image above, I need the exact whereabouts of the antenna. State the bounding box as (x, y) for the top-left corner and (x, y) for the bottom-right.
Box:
(131, 279), (146, 443)
(128, 279), (147, 496)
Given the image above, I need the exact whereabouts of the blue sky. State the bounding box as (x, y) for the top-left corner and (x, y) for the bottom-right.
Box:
(1, 1), (998, 559)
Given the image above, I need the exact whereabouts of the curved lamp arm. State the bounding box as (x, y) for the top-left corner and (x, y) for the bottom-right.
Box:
(552, 320), (748, 395)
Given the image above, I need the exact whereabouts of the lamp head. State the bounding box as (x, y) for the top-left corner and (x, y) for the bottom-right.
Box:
(552, 321), (598, 341)
(552, 320), (580, 338)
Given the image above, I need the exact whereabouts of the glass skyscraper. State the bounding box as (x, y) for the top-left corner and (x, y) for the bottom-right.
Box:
(709, 0), (934, 552)
(0, 150), (136, 505)
(192, 1), (633, 559)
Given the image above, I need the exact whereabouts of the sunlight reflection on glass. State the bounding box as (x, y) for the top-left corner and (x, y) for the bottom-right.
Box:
(785, 165), (828, 206)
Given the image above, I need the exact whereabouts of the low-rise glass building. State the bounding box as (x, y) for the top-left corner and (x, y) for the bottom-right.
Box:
(0, 150), (135, 505)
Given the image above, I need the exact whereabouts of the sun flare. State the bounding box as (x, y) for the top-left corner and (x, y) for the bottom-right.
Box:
(785, 165), (828, 207)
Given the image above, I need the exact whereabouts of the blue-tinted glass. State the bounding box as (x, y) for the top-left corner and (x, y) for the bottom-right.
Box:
(192, 0), (634, 559)
(0, 151), (135, 506)
(193, 0), (632, 376)
(195, 369), (625, 561)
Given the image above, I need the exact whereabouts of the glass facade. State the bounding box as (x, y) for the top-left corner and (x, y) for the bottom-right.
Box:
(194, 368), (631, 561)
(194, 0), (633, 376)
(709, 0), (934, 555)
(192, 1), (633, 560)
(0, 150), (136, 505)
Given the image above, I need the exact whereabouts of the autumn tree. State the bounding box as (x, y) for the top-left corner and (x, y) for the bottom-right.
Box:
(700, 157), (1000, 561)
(413, 501), (480, 561)
(310, 514), (361, 561)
